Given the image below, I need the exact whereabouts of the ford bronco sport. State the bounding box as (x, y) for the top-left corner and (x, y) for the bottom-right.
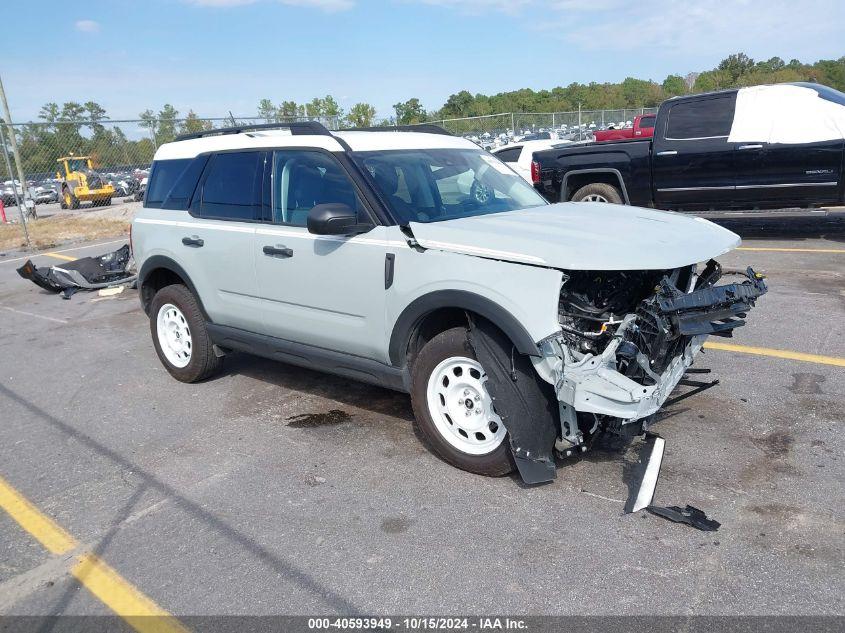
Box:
(132, 121), (767, 485)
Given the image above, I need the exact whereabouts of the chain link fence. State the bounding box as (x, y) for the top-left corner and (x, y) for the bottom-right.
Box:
(0, 115), (341, 228)
(424, 108), (658, 144)
(0, 108), (654, 249)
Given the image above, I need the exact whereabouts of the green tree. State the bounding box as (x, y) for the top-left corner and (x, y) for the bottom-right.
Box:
(662, 74), (686, 97)
(181, 110), (213, 134)
(393, 98), (426, 125)
(156, 104), (180, 143)
(38, 103), (60, 124)
(345, 102), (376, 127)
(257, 98), (277, 123)
(442, 90), (475, 117)
(278, 101), (300, 121)
(717, 53), (756, 82)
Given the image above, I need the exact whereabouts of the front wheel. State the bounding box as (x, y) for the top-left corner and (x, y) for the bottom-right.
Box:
(410, 327), (514, 477)
(571, 182), (623, 204)
(149, 284), (222, 383)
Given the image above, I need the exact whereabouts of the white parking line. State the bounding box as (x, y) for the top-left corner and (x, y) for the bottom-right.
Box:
(0, 306), (68, 324)
(0, 239), (127, 265)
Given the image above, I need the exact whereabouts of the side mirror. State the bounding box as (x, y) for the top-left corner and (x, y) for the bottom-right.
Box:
(307, 203), (365, 235)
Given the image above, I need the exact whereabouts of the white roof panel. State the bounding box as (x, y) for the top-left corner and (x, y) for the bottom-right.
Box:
(153, 129), (481, 162)
(332, 131), (480, 152)
(153, 132), (345, 160)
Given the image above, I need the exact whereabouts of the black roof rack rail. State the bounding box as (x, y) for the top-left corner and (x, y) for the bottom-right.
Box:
(341, 124), (452, 136)
(175, 121), (333, 142)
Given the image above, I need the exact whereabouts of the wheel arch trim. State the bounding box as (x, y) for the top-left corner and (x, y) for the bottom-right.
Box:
(138, 255), (210, 321)
(388, 290), (540, 367)
(563, 168), (631, 204)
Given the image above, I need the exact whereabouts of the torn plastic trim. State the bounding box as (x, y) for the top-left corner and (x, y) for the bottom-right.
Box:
(535, 316), (707, 423)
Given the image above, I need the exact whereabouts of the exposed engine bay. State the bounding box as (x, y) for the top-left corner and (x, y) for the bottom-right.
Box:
(533, 259), (767, 461)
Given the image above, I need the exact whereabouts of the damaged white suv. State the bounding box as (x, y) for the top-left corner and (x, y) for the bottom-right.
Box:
(132, 122), (766, 484)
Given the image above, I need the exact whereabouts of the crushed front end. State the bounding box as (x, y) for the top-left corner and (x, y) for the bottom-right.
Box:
(535, 260), (767, 453)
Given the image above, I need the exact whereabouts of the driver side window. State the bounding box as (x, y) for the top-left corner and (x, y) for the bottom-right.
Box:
(271, 150), (365, 227)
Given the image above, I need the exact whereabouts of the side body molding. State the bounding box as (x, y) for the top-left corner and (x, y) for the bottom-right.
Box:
(389, 290), (541, 367)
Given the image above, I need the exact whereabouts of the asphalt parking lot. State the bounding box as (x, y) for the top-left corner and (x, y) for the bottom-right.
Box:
(0, 210), (843, 621)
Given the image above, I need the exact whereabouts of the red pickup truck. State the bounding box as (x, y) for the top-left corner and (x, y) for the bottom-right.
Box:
(593, 113), (656, 142)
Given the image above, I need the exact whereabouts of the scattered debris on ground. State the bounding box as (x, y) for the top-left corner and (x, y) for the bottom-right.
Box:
(17, 244), (135, 299)
(646, 505), (721, 531)
(98, 285), (126, 297)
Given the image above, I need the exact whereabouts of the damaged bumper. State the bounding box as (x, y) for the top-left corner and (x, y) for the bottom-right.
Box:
(540, 321), (706, 422)
(475, 263), (766, 486)
(537, 266), (767, 433)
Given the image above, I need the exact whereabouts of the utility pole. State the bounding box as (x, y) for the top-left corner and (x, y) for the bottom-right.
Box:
(0, 73), (32, 218)
(0, 123), (31, 249)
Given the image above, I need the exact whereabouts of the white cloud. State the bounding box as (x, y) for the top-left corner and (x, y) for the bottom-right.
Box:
(279, 0), (354, 10)
(74, 19), (100, 33)
(408, 0), (844, 62)
(558, 0), (845, 58)
(185, 0), (257, 5)
(185, 0), (354, 10)
(413, 0), (530, 14)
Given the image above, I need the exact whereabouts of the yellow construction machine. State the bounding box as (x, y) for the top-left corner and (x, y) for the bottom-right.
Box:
(56, 155), (114, 209)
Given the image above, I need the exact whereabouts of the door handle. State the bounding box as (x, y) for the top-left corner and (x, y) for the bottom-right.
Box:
(181, 236), (204, 247)
(738, 144), (764, 150)
(263, 245), (293, 258)
(656, 150), (677, 156)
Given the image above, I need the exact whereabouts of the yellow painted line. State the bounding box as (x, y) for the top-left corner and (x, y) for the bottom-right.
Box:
(72, 553), (190, 633)
(43, 252), (78, 261)
(736, 247), (845, 253)
(704, 341), (845, 367)
(0, 475), (189, 633)
(0, 475), (77, 554)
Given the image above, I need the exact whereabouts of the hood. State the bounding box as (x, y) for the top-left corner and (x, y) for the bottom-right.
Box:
(408, 202), (741, 271)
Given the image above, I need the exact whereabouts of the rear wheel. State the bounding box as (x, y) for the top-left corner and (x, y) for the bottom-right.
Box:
(571, 182), (623, 204)
(410, 327), (514, 477)
(149, 284), (222, 383)
(63, 191), (80, 209)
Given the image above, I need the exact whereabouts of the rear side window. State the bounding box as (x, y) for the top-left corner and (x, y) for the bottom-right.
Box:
(639, 115), (656, 129)
(494, 147), (522, 163)
(145, 159), (191, 208)
(666, 95), (736, 139)
(160, 155), (209, 210)
(198, 151), (264, 221)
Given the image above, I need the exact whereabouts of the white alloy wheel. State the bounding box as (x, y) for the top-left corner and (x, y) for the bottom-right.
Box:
(581, 193), (608, 202)
(156, 303), (193, 368)
(425, 356), (506, 455)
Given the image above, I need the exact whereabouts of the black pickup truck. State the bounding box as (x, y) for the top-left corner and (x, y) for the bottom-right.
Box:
(531, 83), (845, 210)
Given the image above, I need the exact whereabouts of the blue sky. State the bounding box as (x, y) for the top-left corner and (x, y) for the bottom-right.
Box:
(4, 0), (844, 123)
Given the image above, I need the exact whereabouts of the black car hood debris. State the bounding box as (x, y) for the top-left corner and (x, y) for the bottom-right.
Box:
(647, 504), (721, 531)
(17, 244), (136, 299)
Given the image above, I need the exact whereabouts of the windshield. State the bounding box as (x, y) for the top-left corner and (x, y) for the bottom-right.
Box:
(67, 159), (89, 172)
(353, 148), (547, 224)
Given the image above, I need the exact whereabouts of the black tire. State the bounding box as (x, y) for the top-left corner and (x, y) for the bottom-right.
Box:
(70, 194), (80, 210)
(571, 182), (623, 204)
(149, 284), (222, 383)
(410, 327), (515, 477)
